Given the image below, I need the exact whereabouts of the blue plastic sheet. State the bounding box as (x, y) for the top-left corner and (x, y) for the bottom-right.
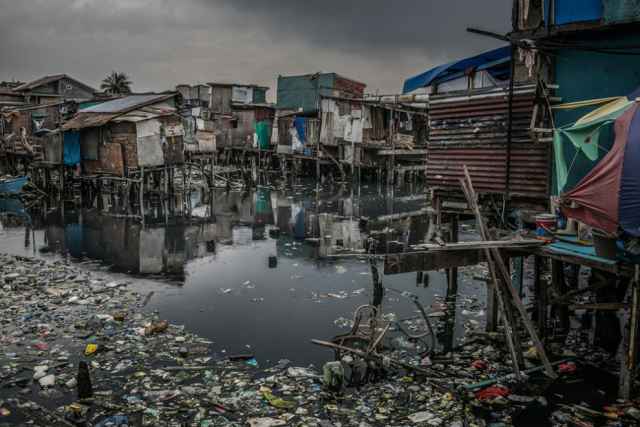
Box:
(619, 106), (640, 237)
(294, 117), (306, 144)
(63, 131), (81, 166)
(545, 0), (602, 25)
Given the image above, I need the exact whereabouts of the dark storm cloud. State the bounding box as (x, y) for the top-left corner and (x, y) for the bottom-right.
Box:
(0, 0), (511, 95)
(222, 0), (511, 54)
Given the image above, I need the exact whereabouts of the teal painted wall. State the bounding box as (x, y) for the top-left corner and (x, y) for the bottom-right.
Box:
(276, 73), (336, 114)
(555, 31), (640, 126)
(553, 30), (640, 193)
(253, 88), (267, 104)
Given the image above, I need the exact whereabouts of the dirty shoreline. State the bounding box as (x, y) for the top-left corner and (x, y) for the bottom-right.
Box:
(0, 252), (470, 426)
(2, 251), (633, 426)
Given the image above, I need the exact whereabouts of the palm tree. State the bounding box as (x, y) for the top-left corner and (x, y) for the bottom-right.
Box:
(100, 71), (132, 95)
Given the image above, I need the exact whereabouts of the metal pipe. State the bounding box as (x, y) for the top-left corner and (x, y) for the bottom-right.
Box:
(504, 43), (516, 218)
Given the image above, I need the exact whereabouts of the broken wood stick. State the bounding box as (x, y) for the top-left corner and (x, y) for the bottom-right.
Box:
(460, 165), (557, 379)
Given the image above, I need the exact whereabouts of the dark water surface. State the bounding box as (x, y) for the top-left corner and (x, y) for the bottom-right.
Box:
(0, 183), (486, 367)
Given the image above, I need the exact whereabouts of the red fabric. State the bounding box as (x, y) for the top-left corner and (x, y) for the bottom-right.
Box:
(562, 106), (638, 234)
(475, 385), (510, 401)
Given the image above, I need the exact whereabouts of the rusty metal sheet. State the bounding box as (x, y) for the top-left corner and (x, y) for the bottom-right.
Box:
(100, 143), (125, 176)
(63, 113), (118, 131)
(427, 84), (549, 200)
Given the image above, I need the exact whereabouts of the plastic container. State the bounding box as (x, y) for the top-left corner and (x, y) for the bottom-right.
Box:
(592, 229), (618, 259)
(535, 214), (556, 238)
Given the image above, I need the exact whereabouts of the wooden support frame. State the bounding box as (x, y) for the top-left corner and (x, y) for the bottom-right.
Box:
(460, 165), (557, 379)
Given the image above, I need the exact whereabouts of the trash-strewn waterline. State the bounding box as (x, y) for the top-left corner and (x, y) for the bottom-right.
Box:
(0, 182), (486, 368)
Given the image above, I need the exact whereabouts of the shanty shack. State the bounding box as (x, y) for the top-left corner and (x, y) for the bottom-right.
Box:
(274, 73), (366, 156)
(403, 47), (550, 208)
(62, 93), (184, 177)
(12, 74), (96, 105)
(176, 82), (275, 154)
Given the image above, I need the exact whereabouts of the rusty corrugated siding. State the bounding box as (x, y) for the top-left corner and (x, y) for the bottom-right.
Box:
(427, 85), (549, 199)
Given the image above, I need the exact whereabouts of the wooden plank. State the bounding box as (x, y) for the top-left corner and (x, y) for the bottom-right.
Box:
(384, 250), (483, 274)
(567, 303), (628, 311)
(377, 149), (429, 155)
(375, 208), (434, 222)
(410, 239), (544, 252)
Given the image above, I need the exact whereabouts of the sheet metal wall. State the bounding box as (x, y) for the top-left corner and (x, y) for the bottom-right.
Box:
(427, 86), (550, 199)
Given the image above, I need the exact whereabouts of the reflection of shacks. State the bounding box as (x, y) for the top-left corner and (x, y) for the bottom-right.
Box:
(317, 213), (363, 257)
(62, 94), (184, 176)
(45, 210), (217, 276)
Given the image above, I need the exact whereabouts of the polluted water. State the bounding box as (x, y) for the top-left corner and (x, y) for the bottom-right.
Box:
(0, 182), (636, 426)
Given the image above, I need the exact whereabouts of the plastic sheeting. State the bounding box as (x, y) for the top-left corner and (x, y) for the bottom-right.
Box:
(136, 119), (165, 167)
(562, 105), (638, 235)
(63, 131), (81, 166)
(255, 121), (271, 150)
(619, 104), (640, 236)
(554, 99), (634, 193)
(403, 46), (510, 94)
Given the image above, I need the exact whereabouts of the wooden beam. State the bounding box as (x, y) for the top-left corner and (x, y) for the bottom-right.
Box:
(567, 303), (628, 311)
(410, 239), (544, 252)
(461, 165), (557, 379)
(377, 149), (429, 156)
(374, 208), (434, 222)
(384, 250), (484, 274)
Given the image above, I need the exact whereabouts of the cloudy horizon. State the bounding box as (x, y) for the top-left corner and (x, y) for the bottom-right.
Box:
(0, 0), (511, 98)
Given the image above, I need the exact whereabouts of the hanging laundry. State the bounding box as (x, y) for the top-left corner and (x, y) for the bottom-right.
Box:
(320, 99), (337, 144)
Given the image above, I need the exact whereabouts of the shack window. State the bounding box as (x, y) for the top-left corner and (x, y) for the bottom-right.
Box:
(81, 128), (100, 160)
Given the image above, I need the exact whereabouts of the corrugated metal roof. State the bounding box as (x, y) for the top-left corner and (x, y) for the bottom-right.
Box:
(14, 74), (97, 94)
(62, 113), (119, 131)
(80, 94), (173, 113)
(14, 75), (66, 91)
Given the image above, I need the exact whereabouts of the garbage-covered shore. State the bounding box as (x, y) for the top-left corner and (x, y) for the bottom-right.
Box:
(1, 252), (638, 427)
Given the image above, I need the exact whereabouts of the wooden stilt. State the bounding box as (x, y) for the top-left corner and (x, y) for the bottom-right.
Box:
(447, 215), (459, 296)
(620, 265), (640, 399)
(552, 260), (570, 333)
(534, 255), (547, 341)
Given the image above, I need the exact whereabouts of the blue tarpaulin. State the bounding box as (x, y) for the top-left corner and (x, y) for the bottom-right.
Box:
(294, 117), (306, 143)
(63, 131), (81, 166)
(402, 46), (511, 94)
(544, 0), (602, 25)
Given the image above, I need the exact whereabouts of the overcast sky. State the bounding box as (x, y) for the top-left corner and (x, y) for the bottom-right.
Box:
(0, 0), (511, 97)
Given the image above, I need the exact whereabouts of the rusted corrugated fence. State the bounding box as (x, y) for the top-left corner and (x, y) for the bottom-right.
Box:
(427, 84), (549, 199)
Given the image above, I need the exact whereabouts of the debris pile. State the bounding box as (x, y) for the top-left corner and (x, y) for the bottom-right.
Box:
(0, 253), (638, 426)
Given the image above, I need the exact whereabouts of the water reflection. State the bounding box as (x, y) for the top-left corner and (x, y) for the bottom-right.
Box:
(0, 183), (468, 366)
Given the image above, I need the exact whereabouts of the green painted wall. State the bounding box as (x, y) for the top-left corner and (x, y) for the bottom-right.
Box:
(253, 88), (267, 104)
